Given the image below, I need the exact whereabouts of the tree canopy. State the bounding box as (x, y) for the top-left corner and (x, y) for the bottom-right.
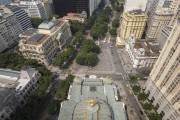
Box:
(30, 17), (45, 28)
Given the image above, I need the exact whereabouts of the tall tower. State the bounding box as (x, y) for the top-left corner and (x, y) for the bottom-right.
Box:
(145, 0), (173, 39)
(144, 17), (180, 120)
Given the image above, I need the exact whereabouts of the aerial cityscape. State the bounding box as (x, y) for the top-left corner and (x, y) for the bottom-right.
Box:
(0, 0), (179, 120)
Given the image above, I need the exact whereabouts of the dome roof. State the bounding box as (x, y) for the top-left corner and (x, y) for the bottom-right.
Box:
(38, 22), (55, 30)
(73, 98), (112, 120)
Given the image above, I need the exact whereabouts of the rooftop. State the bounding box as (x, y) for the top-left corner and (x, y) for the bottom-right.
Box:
(19, 28), (37, 37)
(58, 77), (127, 120)
(128, 9), (145, 15)
(38, 21), (55, 30)
(25, 34), (49, 45)
(134, 41), (160, 57)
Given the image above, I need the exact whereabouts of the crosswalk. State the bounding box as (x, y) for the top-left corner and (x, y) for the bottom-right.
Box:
(122, 74), (129, 80)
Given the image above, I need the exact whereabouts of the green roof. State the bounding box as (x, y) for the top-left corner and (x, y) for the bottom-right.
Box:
(58, 77), (127, 120)
(38, 22), (55, 30)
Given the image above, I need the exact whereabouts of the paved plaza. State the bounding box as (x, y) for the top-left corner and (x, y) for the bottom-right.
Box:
(71, 48), (115, 75)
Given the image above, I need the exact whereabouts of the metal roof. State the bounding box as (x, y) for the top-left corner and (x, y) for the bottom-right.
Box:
(58, 77), (127, 120)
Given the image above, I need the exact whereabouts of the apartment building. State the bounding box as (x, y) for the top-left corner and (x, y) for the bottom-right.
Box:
(125, 35), (160, 70)
(0, 67), (41, 120)
(11, 1), (47, 19)
(6, 5), (32, 31)
(0, 5), (23, 52)
(120, 9), (147, 44)
(19, 19), (72, 65)
(63, 11), (87, 23)
(144, 17), (180, 120)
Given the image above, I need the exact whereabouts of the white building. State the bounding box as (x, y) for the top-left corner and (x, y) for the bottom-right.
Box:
(125, 35), (160, 69)
(124, 0), (148, 12)
(0, 5), (23, 52)
(11, 1), (47, 19)
(0, 67), (41, 120)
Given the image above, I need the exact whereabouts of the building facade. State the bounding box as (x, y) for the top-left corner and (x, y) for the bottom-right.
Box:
(0, 67), (41, 120)
(0, 5), (23, 52)
(125, 35), (160, 69)
(58, 76), (127, 120)
(53, 0), (101, 17)
(156, 26), (172, 50)
(145, 0), (174, 39)
(120, 9), (147, 42)
(11, 1), (47, 19)
(6, 5), (32, 31)
(19, 19), (72, 65)
(144, 18), (180, 120)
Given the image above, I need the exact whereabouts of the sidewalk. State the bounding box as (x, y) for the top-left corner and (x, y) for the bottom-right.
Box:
(117, 49), (137, 75)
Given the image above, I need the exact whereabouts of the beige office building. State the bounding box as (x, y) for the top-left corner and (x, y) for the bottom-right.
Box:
(144, 17), (180, 120)
(120, 9), (147, 42)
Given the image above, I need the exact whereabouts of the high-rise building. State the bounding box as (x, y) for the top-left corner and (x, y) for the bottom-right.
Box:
(53, 0), (77, 17)
(0, 0), (12, 5)
(120, 9), (147, 42)
(144, 17), (180, 120)
(156, 26), (172, 50)
(39, 0), (54, 19)
(0, 5), (23, 52)
(58, 76), (127, 120)
(145, 0), (174, 39)
(11, 1), (47, 19)
(6, 5), (32, 31)
(53, 0), (102, 17)
(124, 0), (148, 12)
(169, 0), (180, 26)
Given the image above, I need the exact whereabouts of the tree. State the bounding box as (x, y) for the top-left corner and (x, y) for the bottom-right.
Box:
(138, 92), (147, 101)
(112, 19), (119, 28)
(30, 18), (44, 28)
(148, 113), (162, 120)
(76, 51), (87, 65)
(132, 85), (141, 93)
(129, 75), (138, 82)
(109, 28), (117, 36)
(85, 52), (98, 66)
(143, 103), (153, 111)
(69, 20), (84, 34)
(80, 40), (100, 54)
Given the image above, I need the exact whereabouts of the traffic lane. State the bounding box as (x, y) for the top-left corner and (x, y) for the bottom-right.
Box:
(122, 81), (146, 120)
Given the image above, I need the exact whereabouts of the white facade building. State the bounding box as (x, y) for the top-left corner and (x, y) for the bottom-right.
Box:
(124, 0), (148, 12)
(11, 1), (47, 19)
(0, 67), (41, 120)
(0, 5), (23, 52)
(125, 35), (160, 69)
